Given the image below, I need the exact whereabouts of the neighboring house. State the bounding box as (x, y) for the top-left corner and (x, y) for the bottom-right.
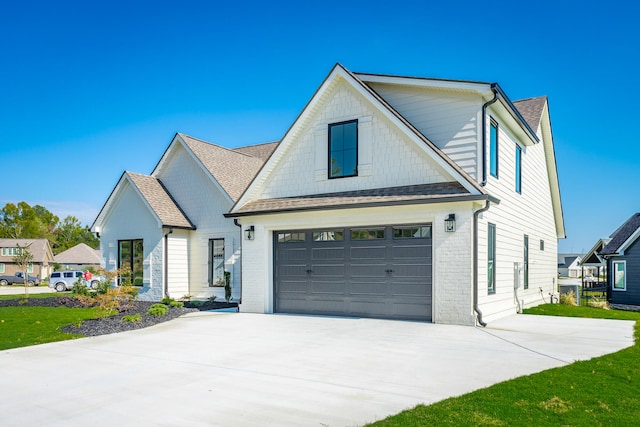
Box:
(226, 64), (565, 325)
(54, 243), (101, 271)
(0, 238), (55, 280)
(558, 254), (584, 277)
(591, 213), (640, 307)
(91, 133), (278, 301)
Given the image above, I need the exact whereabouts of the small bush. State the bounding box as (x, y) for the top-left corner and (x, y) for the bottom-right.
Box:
(71, 281), (91, 296)
(588, 299), (611, 310)
(148, 303), (168, 316)
(121, 313), (142, 323)
(208, 295), (217, 303)
(190, 300), (204, 307)
(560, 290), (577, 306)
(161, 297), (184, 308)
(161, 297), (173, 305)
(74, 295), (97, 308)
(180, 294), (192, 301)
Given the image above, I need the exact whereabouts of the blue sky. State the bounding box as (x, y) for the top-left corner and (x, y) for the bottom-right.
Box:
(1, 0), (638, 254)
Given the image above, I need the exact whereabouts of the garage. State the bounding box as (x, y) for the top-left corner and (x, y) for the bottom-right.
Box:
(274, 224), (432, 321)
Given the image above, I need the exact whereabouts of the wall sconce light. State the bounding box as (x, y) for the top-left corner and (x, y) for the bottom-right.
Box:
(245, 225), (255, 240)
(444, 214), (456, 232)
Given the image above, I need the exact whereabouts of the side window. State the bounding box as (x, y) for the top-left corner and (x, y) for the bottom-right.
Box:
(515, 145), (522, 193)
(208, 239), (225, 287)
(488, 223), (496, 294)
(613, 261), (626, 291)
(489, 118), (498, 178)
(0, 263), (4, 273)
(64, 272), (74, 278)
(523, 235), (529, 289)
(329, 120), (358, 179)
(51, 272), (60, 278)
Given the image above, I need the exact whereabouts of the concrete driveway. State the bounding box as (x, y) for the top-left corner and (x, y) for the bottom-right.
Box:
(0, 312), (634, 427)
(0, 285), (54, 295)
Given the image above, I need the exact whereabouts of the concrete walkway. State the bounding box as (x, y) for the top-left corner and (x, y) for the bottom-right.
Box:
(0, 312), (634, 427)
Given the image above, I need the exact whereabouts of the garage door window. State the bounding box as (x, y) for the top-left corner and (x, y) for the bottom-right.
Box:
(393, 226), (431, 239)
(313, 230), (344, 241)
(351, 228), (385, 239)
(277, 232), (306, 243)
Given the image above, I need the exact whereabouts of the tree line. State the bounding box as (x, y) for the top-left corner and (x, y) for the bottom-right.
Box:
(0, 202), (99, 255)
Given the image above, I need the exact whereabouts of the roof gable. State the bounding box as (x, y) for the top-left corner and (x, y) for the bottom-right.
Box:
(513, 96), (547, 134)
(54, 243), (100, 264)
(230, 64), (488, 214)
(0, 238), (54, 263)
(601, 213), (640, 255)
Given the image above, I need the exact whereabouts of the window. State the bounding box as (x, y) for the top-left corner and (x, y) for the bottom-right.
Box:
(118, 239), (144, 286)
(351, 228), (385, 240)
(0, 263), (4, 273)
(488, 223), (496, 294)
(313, 230), (344, 241)
(523, 235), (529, 290)
(208, 239), (225, 287)
(515, 145), (522, 193)
(613, 261), (626, 291)
(277, 232), (306, 243)
(393, 226), (432, 239)
(27, 263), (33, 274)
(1, 247), (23, 256)
(489, 118), (498, 178)
(540, 240), (544, 251)
(329, 120), (358, 178)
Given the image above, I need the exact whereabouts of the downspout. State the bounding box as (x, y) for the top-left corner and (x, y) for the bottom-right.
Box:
(163, 227), (173, 299)
(234, 218), (242, 305)
(473, 200), (492, 327)
(481, 85), (499, 186)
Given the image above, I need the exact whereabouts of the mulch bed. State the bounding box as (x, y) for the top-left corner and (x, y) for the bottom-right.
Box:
(0, 296), (238, 337)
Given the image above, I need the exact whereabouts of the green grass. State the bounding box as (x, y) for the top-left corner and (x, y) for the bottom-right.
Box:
(0, 292), (65, 301)
(369, 305), (640, 426)
(0, 301), (100, 350)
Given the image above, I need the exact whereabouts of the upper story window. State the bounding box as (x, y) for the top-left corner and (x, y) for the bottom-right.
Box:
(489, 118), (498, 178)
(515, 145), (522, 193)
(1, 247), (23, 257)
(329, 120), (358, 179)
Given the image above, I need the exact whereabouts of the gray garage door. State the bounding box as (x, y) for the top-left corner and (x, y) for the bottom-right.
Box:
(274, 224), (432, 321)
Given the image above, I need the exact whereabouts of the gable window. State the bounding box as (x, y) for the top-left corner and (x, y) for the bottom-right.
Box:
(489, 118), (498, 178)
(208, 238), (225, 287)
(329, 120), (358, 179)
(523, 235), (529, 289)
(118, 239), (144, 286)
(515, 145), (522, 193)
(613, 260), (626, 291)
(1, 247), (23, 257)
(488, 223), (496, 294)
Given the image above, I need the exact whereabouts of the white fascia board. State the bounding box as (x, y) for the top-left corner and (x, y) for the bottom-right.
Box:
(355, 73), (492, 93)
(539, 105), (566, 239)
(619, 227), (640, 255)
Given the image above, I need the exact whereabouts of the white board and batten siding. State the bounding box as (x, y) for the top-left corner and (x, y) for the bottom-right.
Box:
(155, 142), (242, 301)
(98, 180), (164, 301)
(477, 109), (558, 322)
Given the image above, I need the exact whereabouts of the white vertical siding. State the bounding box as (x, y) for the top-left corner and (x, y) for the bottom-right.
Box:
(167, 231), (189, 298)
(367, 83), (481, 180)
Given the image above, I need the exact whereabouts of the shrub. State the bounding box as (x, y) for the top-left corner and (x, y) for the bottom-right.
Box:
(71, 280), (91, 296)
(161, 297), (183, 308)
(75, 295), (97, 308)
(94, 285), (138, 315)
(588, 299), (611, 310)
(147, 303), (168, 316)
(121, 313), (142, 323)
(560, 290), (577, 306)
(208, 295), (217, 303)
(190, 300), (204, 307)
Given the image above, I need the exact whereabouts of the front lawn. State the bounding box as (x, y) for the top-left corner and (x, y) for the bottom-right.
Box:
(0, 305), (101, 350)
(369, 305), (640, 426)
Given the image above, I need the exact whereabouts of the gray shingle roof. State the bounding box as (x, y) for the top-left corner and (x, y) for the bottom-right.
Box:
(0, 238), (53, 263)
(231, 182), (471, 216)
(178, 134), (276, 202)
(54, 243), (100, 264)
(233, 141), (279, 161)
(600, 213), (640, 255)
(127, 172), (196, 229)
(513, 96), (547, 133)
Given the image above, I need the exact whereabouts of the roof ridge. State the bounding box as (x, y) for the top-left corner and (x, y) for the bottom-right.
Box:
(179, 132), (261, 159)
(513, 95), (548, 103)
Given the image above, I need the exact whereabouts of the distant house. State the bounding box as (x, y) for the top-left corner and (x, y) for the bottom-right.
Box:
(590, 213), (640, 307)
(0, 238), (55, 279)
(558, 254), (582, 277)
(54, 243), (101, 271)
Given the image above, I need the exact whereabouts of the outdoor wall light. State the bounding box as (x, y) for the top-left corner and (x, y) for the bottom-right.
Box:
(245, 225), (255, 240)
(444, 214), (456, 232)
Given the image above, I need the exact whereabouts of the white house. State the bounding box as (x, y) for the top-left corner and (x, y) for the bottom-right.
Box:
(226, 64), (564, 325)
(91, 133), (278, 301)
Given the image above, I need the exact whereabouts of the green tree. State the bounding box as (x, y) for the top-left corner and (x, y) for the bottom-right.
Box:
(54, 215), (99, 253)
(0, 202), (58, 244)
(13, 243), (34, 301)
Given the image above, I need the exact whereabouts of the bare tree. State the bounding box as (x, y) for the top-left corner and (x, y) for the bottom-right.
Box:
(13, 243), (34, 300)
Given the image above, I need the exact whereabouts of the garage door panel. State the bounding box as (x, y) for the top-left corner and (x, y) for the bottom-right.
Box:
(312, 247), (345, 260)
(279, 247), (307, 261)
(310, 281), (346, 295)
(350, 246), (386, 260)
(350, 281), (387, 296)
(350, 263), (387, 277)
(391, 301), (431, 319)
(392, 283), (431, 297)
(392, 263), (431, 278)
(350, 300), (387, 316)
(392, 245), (431, 259)
(278, 264), (309, 277)
(312, 264), (346, 277)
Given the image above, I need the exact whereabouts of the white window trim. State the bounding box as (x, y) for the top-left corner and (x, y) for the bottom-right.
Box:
(612, 260), (626, 291)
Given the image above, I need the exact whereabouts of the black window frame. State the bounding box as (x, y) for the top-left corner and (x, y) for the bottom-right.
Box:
(489, 118), (499, 179)
(488, 223), (496, 295)
(208, 238), (225, 287)
(328, 119), (358, 179)
(118, 239), (144, 286)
